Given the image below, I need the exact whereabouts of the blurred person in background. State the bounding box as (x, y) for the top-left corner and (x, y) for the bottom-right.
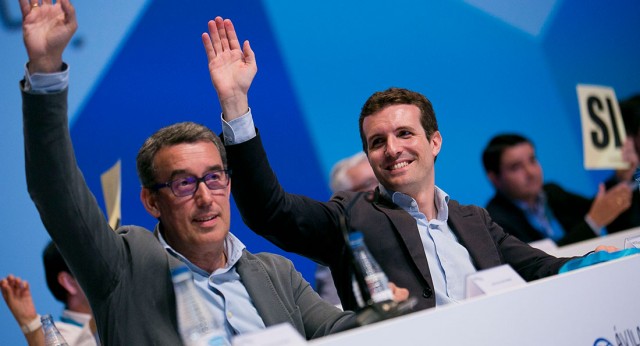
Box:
(482, 133), (634, 246)
(1, 241), (98, 346)
(315, 152), (378, 307)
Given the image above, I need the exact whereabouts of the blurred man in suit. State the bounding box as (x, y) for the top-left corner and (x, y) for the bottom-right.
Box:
(606, 95), (640, 231)
(482, 133), (634, 246)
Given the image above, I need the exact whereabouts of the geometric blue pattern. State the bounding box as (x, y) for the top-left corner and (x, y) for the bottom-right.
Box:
(464, 0), (558, 37)
(1, 0), (639, 343)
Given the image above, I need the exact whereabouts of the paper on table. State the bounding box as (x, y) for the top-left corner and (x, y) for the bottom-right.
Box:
(527, 238), (558, 254)
(624, 235), (640, 249)
(232, 323), (307, 346)
(465, 264), (526, 299)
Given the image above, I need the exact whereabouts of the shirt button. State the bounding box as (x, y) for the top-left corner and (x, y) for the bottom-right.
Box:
(227, 311), (233, 319)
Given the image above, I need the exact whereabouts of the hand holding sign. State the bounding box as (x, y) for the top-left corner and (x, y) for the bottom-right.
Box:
(587, 182), (633, 228)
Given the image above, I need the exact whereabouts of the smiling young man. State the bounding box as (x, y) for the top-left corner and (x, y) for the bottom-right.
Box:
(203, 17), (578, 313)
(358, 94), (442, 220)
(20, 1), (359, 344)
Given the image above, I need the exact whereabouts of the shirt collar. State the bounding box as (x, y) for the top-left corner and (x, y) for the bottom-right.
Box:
(156, 223), (246, 273)
(379, 185), (450, 221)
(61, 309), (92, 327)
(512, 191), (546, 213)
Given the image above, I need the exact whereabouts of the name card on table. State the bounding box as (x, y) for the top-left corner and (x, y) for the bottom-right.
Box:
(576, 84), (629, 170)
(624, 235), (640, 249)
(465, 264), (526, 299)
(527, 238), (558, 254)
(232, 323), (307, 346)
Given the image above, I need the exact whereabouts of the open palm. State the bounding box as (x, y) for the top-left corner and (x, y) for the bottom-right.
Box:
(20, 0), (77, 72)
(202, 17), (257, 116)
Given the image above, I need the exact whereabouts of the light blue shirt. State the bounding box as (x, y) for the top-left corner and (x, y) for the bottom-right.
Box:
(22, 63), (69, 92)
(224, 110), (478, 306)
(513, 192), (603, 240)
(379, 185), (477, 306)
(159, 230), (266, 339)
(514, 193), (566, 241)
(221, 110), (255, 144)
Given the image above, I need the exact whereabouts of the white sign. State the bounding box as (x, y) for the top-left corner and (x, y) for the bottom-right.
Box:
(624, 235), (640, 249)
(577, 84), (628, 169)
(465, 264), (526, 299)
(527, 238), (558, 254)
(232, 323), (307, 346)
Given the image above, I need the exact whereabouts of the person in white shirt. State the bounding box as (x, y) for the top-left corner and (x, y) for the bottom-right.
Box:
(1, 241), (98, 346)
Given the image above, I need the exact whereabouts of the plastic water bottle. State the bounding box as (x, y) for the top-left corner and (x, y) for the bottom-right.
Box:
(41, 314), (69, 346)
(171, 265), (230, 346)
(348, 231), (394, 303)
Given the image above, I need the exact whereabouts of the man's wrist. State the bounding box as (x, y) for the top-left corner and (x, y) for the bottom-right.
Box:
(585, 215), (605, 236)
(219, 95), (249, 121)
(23, 62), (69, 93)
(28, 57), (64, 74)
(20, 314), (41, 334)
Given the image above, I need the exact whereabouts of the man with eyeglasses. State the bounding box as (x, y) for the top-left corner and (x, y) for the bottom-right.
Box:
(19, 1), (406, 343)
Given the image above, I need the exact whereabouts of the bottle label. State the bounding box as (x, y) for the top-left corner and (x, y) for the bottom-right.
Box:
(365, 273), (394, 302)
(186, 331), (230, 346)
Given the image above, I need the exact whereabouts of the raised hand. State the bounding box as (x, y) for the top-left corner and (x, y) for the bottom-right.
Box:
(587, 182), (633, 227)
(615, 138), (640, 182)
(19, 0), (77, 74)
(1, 275), (38, 328)
(202, 17), (257, 120)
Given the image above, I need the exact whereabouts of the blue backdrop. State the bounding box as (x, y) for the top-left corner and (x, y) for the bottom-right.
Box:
(1, 0), (639, 343)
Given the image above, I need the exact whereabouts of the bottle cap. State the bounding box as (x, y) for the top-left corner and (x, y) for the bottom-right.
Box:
(170, 265), (192, 282)
(348, 231), (364, 244)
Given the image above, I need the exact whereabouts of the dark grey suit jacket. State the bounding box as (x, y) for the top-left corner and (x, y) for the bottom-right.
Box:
(486, 184), (598, 246)
(22, 88), (354, 345)
(225, 132), (573, 312)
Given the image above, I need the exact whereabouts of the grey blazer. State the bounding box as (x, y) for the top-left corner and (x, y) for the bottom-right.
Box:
(22, 87), (354, 345)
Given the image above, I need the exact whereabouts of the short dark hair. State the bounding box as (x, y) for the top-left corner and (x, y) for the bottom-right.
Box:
(136, 122), (226, 188)
(358, 88), (438, 153)
(620, 95), (640, 136)
(42, 241), (70, 304)
(482, 134), (531, 175)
